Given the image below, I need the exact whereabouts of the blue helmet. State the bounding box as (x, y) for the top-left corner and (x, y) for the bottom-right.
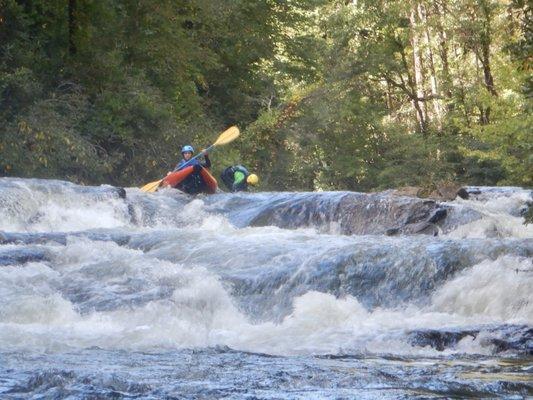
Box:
(181, 145), (194, 154)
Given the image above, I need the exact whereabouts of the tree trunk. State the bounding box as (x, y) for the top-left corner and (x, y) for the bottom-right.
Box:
(68, 0), (77, 55)
(399, 46), (427, 134)
(409, 7), (428, 133)
(479, 0), (497, 96)
(480, 42), (497, 96)
(433, 0), (452, 99)
(418, 2), (443, 129)
(454, 44), (471, 127)
(386, 79), (393, 111)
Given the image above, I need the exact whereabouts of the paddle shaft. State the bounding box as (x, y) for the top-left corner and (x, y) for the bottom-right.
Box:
(174, 145), (214, 171)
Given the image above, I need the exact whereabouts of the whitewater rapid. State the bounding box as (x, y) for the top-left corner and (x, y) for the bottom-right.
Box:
(0, 178), (530, 356)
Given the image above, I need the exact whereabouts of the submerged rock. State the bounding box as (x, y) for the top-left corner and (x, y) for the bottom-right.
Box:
(0, 231), (132, 246)
(407, 325), (533, 355)
(0, 247), (50, 266)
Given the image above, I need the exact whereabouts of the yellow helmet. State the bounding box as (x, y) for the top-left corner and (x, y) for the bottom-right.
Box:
(246, 174), (259, 185)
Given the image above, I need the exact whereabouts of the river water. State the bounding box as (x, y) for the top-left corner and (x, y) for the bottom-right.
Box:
(0, 178), (531, 399)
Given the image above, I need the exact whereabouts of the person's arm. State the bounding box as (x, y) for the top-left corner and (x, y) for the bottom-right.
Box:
(202, 153), (211, 169)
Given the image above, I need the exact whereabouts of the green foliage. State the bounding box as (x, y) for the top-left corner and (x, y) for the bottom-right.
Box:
(1, 87), (109, 182)
(0, 0), (319, 185)
(0, 0), (530, 192)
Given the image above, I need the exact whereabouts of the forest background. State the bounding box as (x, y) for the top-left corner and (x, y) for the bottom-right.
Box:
(0, 0), (531, 192)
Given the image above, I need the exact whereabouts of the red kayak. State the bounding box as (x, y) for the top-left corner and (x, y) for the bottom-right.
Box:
(160, 165), (218, 194)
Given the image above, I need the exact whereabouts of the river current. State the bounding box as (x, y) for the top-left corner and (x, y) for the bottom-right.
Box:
(0, 178), (531, 399)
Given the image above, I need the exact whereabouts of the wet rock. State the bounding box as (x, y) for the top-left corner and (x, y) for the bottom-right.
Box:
(403, 221), (439, 236)
(428, 208), (447, 224)
(467, 188), (482, 196)
(408, 325), (533, 355)
(427, 185), (469, 201)
(426, 183), (470, 201)
(0, 231), (132, 246)
(115, 187), (127, 199)
(127, 204), (138, 225)
(390, 185), (468, 201)
(407, 328), (478, 351)
(436, 183), (463, 200)
(7, 370), (77, 394)
(0, 247), (49, 266)
(0, 232), (70, 245)
(457, 187), (469, 199)
(490, 326), (533, 355)
(519, 200), (532, 219)
(245, 192), (448, 236)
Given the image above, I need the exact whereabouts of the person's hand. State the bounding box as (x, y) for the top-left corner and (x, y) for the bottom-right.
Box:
(166, 171), (171, 176)
(201, 149), (208, 156)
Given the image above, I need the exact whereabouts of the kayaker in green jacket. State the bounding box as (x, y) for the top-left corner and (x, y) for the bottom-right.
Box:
(220, 165), (259, 192)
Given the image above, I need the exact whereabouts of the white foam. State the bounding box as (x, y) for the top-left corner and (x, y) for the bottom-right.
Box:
(1, 229), (531, 355)
(0, 191), (131, 232)
(446, 191), (533, 239)
(430, 256), (532, 322)
(0, 181), (531, 357)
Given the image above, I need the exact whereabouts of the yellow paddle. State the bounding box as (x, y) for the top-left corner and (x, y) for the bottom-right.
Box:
(140, 179), (163, 193)
(140, 126), (240, 193)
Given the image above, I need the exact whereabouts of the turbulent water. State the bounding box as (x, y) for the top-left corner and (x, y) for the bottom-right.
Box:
(0, 178), (531, 399)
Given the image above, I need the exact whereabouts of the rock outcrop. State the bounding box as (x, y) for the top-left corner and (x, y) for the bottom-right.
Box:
(241, 192), (449, 236)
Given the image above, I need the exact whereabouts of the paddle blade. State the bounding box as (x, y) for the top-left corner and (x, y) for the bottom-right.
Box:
(140, 179), (162, 193)
(213, 126), (240, 146)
